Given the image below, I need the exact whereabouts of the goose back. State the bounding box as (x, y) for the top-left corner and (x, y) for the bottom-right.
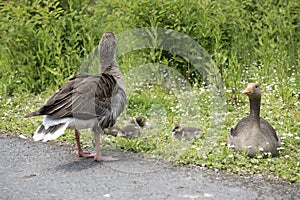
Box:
(25, 72), (126, 129)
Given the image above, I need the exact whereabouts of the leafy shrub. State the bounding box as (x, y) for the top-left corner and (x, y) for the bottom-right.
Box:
(0, 0), (98, 94)
(94, 0), (299, 93)
(1, 0), (299, 96)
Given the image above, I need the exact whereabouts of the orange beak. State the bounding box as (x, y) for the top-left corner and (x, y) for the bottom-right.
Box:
(243, 85), (254, 94)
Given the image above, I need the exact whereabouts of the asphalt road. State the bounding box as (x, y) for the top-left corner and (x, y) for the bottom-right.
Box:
(1, 133), (299, 200)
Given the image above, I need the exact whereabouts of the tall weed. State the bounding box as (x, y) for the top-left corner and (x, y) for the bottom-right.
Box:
(0, 0), (97, 94)
(0, 0), (298, 96)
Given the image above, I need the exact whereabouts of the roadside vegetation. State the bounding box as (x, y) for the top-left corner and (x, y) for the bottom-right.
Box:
(0, 0), (299, 183)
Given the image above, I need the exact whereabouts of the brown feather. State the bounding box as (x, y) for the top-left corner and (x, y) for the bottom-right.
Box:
(25, 72), (125, 124)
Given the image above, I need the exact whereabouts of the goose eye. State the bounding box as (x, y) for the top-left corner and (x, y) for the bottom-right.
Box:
(255, 85), (259, 88)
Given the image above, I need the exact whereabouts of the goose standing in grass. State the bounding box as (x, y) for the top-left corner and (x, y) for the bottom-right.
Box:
(228, 83), (280, 157)
(24, 32), (127, 161)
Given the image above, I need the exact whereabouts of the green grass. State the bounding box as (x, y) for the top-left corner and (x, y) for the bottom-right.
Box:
(1, 70), (299, 183)
(0, 0), (299, 184)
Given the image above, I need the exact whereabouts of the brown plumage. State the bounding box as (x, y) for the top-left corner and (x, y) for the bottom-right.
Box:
(103, 116), (147, 139)
(24, 32), (127, 161)
(172, 124), (203, 141)
(118, 118), (142, 139)
(228, 83), (280, 157)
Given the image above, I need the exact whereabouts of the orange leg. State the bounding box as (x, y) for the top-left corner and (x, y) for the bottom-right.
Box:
(93, 131), (118, 162)
(75, 130), (94, 158)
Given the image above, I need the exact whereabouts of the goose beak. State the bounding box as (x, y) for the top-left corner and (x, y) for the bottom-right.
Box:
(243, 86), (254, 94)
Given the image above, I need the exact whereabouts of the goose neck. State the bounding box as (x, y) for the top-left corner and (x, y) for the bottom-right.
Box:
(249, 96), (261, 119)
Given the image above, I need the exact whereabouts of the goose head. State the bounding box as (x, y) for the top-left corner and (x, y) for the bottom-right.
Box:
(99, 32), (117, 72)
(135, 115), (147, 128)
(243, 83), (261, 99)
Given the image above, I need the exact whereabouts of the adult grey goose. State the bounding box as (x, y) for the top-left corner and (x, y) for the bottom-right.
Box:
(228, 83), (280, 157)
(24, 32), (127, 161)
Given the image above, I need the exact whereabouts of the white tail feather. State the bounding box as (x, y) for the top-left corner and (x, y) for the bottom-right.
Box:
(42, 122), (69, 142)
(33, 122), (69, 142)
(43, 115), (71, 130)
(33, 124), (46, 141)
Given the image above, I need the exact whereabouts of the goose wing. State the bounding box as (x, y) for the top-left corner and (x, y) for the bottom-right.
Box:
(260, 118), (280, 143)
(25, 73), (124, 120)
(229, 117), (250, 137)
